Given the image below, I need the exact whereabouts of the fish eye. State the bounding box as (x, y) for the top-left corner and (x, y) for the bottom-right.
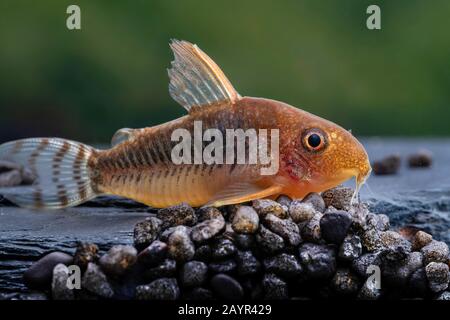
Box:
(302, 129), (327, 152)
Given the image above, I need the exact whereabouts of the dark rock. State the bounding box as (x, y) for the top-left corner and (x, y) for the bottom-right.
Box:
(160, 225), (191, 242)
(0, 169), (22, 187)
(211, 238), (237, 260)
(425, 262), (450, 293)
(235, 250), (261, 276)
(51, 264), (75, 300)
(421, 240), (449, 265)
(197, 206), (223, 221)
(180, 261), (208, 287)
(361, 229), (383, 252)
(209, 259), (237, 274)
(144, 259), (177, 281)
(264, 214), (301, 246)
(379, 230), (412, 261)
(436, 291), (450, 300)
(381, 251), (423, 287)
(167, 228), (195, 262)
(408, 150), (432, 168)
(157, 203), (197, 228)
(276, 195), (292, 207)
(366, 213), (390, 231)
(233, 234), (256, 250)
(232, 206), (259, 234)
(256, 225), (285, 254)
(372, 155), (401, 175)
(190, 217), (225, 243)
(73, 242), (99, 271)
(252, 199), (287, 218)
(184, 287), (214, 300)
(289, 201), (317, 223)
(303, 192), (326, 213)
(194, 245), (212, 262)
(210, 274), (244, 300)
(320, 211), (352, 244)
(339, 235), (362, 261)
(322, 187), (353, 210)
(332, 268), (361, 295)
(412, 231), (433, 251)
(358, 277), (382, 300)
(136, 278), (180, 300)
(408, 267), (429, 297)
(133, 217), (163, 250)
(137, 240), (168, 267)
(300, 213), (322, 243)
(262, 273), (288, 300)
(24, 251), (73, 289)
(351, 252), (382, 277)
(81, 263), (114, 298)
(298, 243), (336, 279)
(99, 245), (137, 277)
(263, 253), (303, 278)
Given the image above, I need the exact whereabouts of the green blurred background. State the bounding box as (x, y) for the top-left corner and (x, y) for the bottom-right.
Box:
(0, 0), (449, 144)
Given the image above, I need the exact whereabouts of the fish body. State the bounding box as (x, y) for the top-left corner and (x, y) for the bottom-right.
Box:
(0, 40), (371, 209)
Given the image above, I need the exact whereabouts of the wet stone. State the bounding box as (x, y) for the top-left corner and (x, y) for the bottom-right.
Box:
(144, 259), (177, 281)
(262, 273), (288, 300)
(264, 214), (301, 246)
(263, 253), (303, 278)
(252, 199), (287, 218)
(320, 211), (352, 244)
(372, 155), (401, 175)
(322, 187), (353, 210)
(276, 194), (292, 208)
(209, 259), (237, 274)
(235, 250), (261, 276)
(210, 274), (244, 300)
(289, 201), (317, 223)
(300, 213), (322, 243)
(233, 233), (256, 250)
(133, 217), (163, 251)
(351, 252), (382, 278)
(73, 242), (99, 271)
(136, 278), (180, 300)
(425, 262), (450, 293)
(232, 206), (259, 234)
(298, 243), (336, 279)
(412, 231), (433, 251)
(190, 217), (225, 243)
(256, 225), (285, 254)
(302, 192), (326, 213)
(167, 228), (195, 262)
(137, 240), (168, 267)
(99, 245), (137, 277)
(421, 240), (449, 265)
(408, 150), (432, 168)
(211, 238), (237, 260)
(157, 203), (197, 228)
(81, 263), (114, 298)
(24, 251), (73, 289)
(339, 235), (362, 262)
(180, 261), (208, 287)
(332, 268), (361, 295)
(51, 264), (75, 300)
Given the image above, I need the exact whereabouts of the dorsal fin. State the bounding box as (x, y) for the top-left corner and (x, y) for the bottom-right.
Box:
(168, 40), (241, 113)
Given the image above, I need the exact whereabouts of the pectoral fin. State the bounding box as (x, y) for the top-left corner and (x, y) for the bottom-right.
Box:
(207, 182), (282, 207)
(111, 128), (140, 147)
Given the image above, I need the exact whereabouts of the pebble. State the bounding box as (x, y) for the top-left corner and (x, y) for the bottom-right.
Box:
(262, 273), (288, 300)
(160, 225), (191, 242)
(332, 268), (361, 295)
(351, 252), (382, 277)
(0, 169), (22, 187)
(372, 155), (401, 175)
(289, 201), (317, 223)
(193, 245), (212, 262)
(358, 276), (382, 300)
(133, 217), (163, 250)
(421, 240), (449, 265)
(366, 213), (390, 231)
(276, 194), (292, 207)
(144, 259), (177, 281)
(157, 203), (197, 228)
(235, 251), (261, 276)
(436, 291), (450, 300)
(300, 213), (322, 243)
(210, 274), (244, 300)
(361, 229), (383, 252)
(408, 267), (429, 296)
(252, 199), (287, 218)
(211, 238), (237, 260)
(180, 261), (208, 287)
(379, 230), (412, 261)
(99, 245), (137, 277)
(381, 251), (423, 287)
(184, 287), (214, 300)
(81, 263), (114, 298)
(51, 264), (75, 300)
(232, 206), (259, 234)
(412, 231), (433, 251)
(320, 211), (352, 244)
(302, 192), (326, 213)
(408, 150), (432, 168)
(256, 225), (285, 254)
(209, 259), (237, 274)
(425, 262), (449, 293)
(136, 278), (180, 300)
(321, 187), (353, 210)
(24, 251), (73, 289)
(73, 242), (99, 271)
(264, 214), (301, 246)
(167, 228), (195, 262)
(197, 206), (223, 221)
(233, 234), (256, 250)
(263, 253), (303, 278)
(190, 217), (225, 243)
(339, 235), (362, 261)
(298, 243), (336, 279)
(137, 240), (168, 267)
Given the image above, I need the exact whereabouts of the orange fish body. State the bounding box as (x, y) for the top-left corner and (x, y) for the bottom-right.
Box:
(0, 40), (371, 209)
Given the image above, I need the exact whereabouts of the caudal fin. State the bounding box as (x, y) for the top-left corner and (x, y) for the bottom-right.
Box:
(0, 138), (98, 209)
